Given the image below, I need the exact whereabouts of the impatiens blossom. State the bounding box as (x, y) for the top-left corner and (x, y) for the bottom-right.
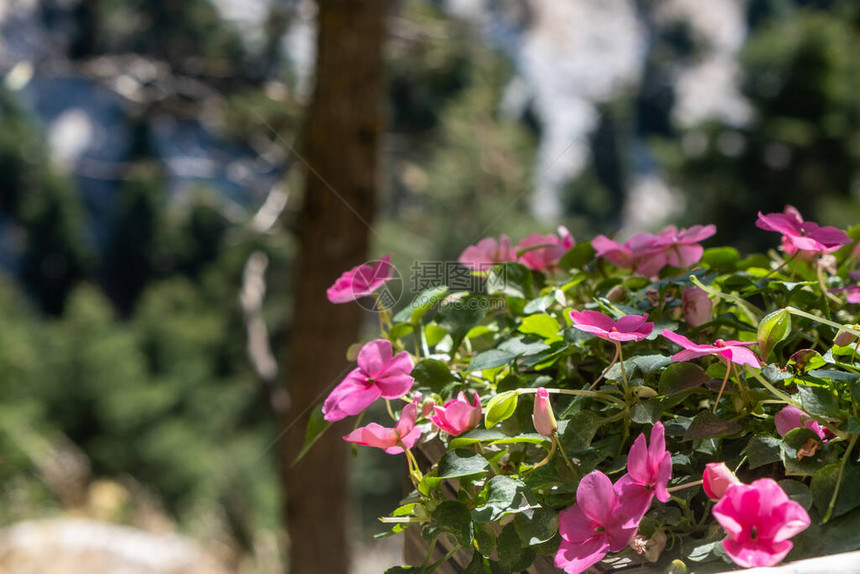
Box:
(615, 422), (672, 523)
(712, 478), (810, 568)
(569, 310), (654, 343)
(661, 330), (761, 368)
(516, 226), (574, 272)
(774, 405), (827, 441)
(342, 403), (421, 454)
(653, 225), (717, 268)
(326, 254), (394, 303)
(682, 287), (713, 328)
(555, 471), (639, 574)
(593, 225), (715, 277)
(703, 462), (741, 500)
(322, 339), (414, 422)
(592, 232), (665, 277)
(532, 387), (557, 437)
(458, 235), (515, 270)
(756, 208), (850, 255)
(430, 391), (482, 436)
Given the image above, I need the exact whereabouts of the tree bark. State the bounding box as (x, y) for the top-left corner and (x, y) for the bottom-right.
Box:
(280, 1), (385, 573)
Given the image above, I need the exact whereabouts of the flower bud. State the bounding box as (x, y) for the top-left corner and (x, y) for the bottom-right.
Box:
(682, 287), (712, 328)
(532, 387), (557, 437)
(702, 462), (741, 500)
(835, 328), (857, 348)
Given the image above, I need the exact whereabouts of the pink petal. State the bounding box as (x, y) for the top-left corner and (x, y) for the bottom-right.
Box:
(357, 339), (393, 378)
(756, 212), (803, 237)
(554, 537), (610, 574)
(634, 253), (668, 277)
(577, 471), (617, 525)
(616, 314), (650, 333)
(375, 372), (415, 399)
(626, 433), (649, 484)
(721, 345), (762, 368)
(394, 403), (418, 437)
(558, 503), (599, 543)
(343, 423), (399, 450)
(771, 499), (811, 542)
(322, 373), (381, 421)
(569, 310), (615, 334)
(614, 474), (653, 527)
(774, 405), (806, 436)
(722, 538), (793, 568)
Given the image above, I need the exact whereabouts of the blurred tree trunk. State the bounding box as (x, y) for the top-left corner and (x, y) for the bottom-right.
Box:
(280, 1), (385, 573)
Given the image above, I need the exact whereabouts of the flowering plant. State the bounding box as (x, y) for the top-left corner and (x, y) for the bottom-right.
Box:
(304, 207), (860, 572)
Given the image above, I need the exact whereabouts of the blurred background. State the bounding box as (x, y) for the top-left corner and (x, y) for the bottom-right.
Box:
(0, 0), (858, 572)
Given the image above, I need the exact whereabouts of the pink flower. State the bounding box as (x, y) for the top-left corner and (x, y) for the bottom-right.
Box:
(555, 471), (638, 574)
(661, 330), (761, 368)
(615, 422), (672, 524)
(703, 462), (741, 500)
(532, 387), (557, 437)
(756, 208), (850, 255)
(342, 403), (421, 454)
(322, 339), (414, 422)
(593, 225), (715, 277)
(458, 235), (516, 271)
(774, 405), (827, 440)
(569, 310), (654, 343)
(516, 226), (575, 272)
(682, 287), (712, 328)
(712, 479), (810, 568)
(326, 254), (395, 303)
(593, 232), (665, 277)
(430, 391), (482, 436)
(653, 225), (716, 268)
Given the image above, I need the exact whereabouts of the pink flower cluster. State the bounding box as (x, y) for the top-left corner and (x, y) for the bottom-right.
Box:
(703, 463), (810, 567)
(593, 225), (716, 277)
(555, 423), (671, 574)
(458, 227), (574, 273)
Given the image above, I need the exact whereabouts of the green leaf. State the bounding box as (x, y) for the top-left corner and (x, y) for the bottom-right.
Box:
(387, 323), (414, 341)
(605, 354), (672, 380)
(497, 522), (535, 571)
(778, 479), (813, 510)
(431, 500), (474, 547)
(811, 463), (860, 518)
(781, 428), (833, 476)
(559, 410), (602, 452)
(513, 507), (558, 545)
(746, 434), (783, 469)
(448, 429), (507, 449)
(292, 407), (331, 465)
(438, 302), (487, 353)
(473, 523), (496, 557)
(797, 384), (838, 417)
(701, 246), (740, 271)
(519, 313), (562, 341)
(469, 349), (517, 371)
(757, 309), (791, 361)
(683, 411), (741, 440)
(789, 349), (827, 374)
(438, 449), (490, 479)
(404, 285), (449, 324)
(411, 359), (456, 392)
(485, 391), (519, 429)
(498, 335), (550, 357)
(487, 263), (533, 299)
(472, 476), (528, 522)
(659, 362), (710, 395)
(559, 242), (596, 271)
(630, 399), (663, 424)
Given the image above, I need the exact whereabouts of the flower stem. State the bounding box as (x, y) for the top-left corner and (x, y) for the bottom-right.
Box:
(667, 479), (703, 493)
(616, 342), (631, 395)
(426, 544), (463, 573)
(588, 342), (620, 391)
(713, 358), (732, 413)
(823, 434), (858, 524)
(748, 369), (797, 405)
(553, 432), (581, 479)
(785, 306), (860, 338)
